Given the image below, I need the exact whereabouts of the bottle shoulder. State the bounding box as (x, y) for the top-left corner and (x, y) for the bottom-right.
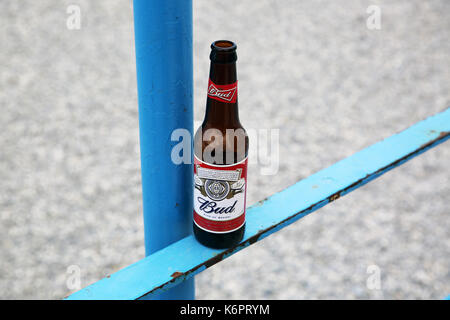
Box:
(195, 121), (247, 134)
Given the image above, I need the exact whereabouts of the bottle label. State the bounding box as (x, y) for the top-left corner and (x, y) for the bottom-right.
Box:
(207, 79), (238, 103)
(193, 155), (247, 233)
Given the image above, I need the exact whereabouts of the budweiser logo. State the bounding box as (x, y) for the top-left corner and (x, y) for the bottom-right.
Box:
(207, 81), (237, 103)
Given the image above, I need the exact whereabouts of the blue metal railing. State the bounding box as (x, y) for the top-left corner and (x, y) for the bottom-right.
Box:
(67, 108), (450, 300)
(133, 0), (194, 300)
(63, 0), (450, 300)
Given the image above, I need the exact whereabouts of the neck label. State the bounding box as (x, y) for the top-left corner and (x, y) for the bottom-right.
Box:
(207, 79), (238, 103)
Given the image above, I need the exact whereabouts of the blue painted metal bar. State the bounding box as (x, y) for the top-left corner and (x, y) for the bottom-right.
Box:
(67, 108), (450, 300)
(133, 0), (194, 300)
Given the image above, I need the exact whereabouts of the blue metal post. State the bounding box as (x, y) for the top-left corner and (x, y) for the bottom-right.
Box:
(133, 0), (194, 300)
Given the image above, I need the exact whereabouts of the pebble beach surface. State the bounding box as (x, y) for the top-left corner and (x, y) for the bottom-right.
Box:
(0, 0), (448, 299)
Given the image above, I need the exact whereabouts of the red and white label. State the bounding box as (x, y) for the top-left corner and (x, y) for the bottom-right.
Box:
(207, 79), (238, 103)
(193, 155), (247, 233)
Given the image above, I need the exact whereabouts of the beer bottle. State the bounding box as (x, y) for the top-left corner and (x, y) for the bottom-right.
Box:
(193, 40), (249, 249)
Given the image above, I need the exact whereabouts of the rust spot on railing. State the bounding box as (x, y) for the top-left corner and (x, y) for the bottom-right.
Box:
(254, 197), (269, 207)
(420, 131), (449, 149)
(329, 193), (341, 201)
(170, 271), (184, 278)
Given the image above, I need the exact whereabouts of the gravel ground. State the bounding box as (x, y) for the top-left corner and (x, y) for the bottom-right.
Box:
(0, 0), (449, 299)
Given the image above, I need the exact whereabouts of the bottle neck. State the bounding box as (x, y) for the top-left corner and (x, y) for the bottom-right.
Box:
(203, 61), (240, 128)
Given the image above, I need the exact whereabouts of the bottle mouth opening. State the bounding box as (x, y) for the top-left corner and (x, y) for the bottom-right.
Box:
(211, 40), (237, 52)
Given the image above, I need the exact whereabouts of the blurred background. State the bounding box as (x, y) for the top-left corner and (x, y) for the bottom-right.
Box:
(0, 0), (449, 299)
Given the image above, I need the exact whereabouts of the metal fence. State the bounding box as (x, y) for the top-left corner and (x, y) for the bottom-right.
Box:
(66, 0), (450, 300)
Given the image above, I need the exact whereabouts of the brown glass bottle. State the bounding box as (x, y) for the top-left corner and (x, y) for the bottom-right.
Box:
(193, 40), (249, 249)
